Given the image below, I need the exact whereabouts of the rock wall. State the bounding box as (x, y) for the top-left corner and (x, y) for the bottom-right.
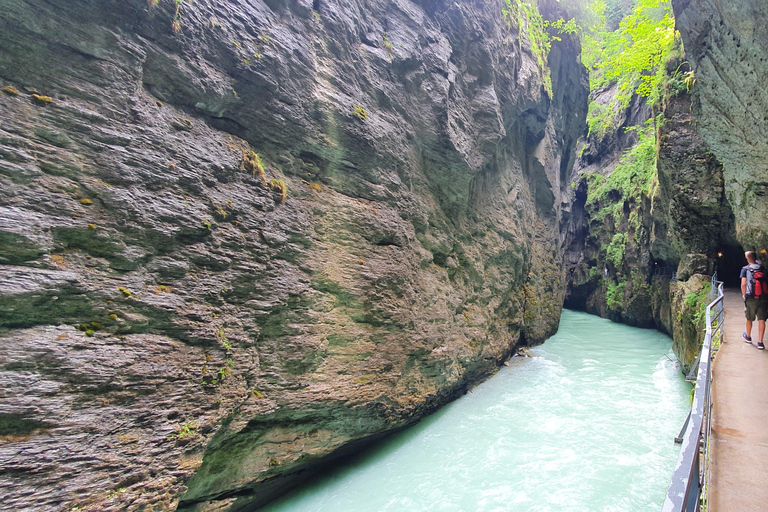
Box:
(0, 0), (587, 510)
(564, 69), (735, 371)
(564, 83), (653, 326)
(655, 82), (738, 268)
(671, 0), (768, 251)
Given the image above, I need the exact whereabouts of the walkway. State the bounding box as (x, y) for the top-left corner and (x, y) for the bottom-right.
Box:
(709, 289), (768, 511)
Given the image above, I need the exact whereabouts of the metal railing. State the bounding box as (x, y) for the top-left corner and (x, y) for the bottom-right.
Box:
(662, 277), (724, 512)
(709, 272), (720, 302)
(654, 266), (678, 281)
(681, 274), (724, 384)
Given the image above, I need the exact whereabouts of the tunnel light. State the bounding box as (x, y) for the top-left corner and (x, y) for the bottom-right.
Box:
(718, 252), (723, 258)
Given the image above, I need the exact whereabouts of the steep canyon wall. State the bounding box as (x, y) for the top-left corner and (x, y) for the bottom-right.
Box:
(672, 0), (768, 252)
(0, 0), (587, 510)
(564, 68), (736, 371)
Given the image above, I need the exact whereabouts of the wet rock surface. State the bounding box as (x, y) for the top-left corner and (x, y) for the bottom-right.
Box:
(672, 0), (768, 250)
(655, 89), (738, 267)
(563, 86), (653, 327)
(0, 0), (587, 510)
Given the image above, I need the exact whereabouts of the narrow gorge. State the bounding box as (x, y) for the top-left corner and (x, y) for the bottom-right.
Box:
(0, 0), (766, 511)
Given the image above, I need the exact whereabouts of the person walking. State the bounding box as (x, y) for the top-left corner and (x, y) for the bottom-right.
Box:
(741, 250), (768, 349)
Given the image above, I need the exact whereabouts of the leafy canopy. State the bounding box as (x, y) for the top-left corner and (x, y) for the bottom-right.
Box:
(501, 0), (677, 138)
(581, 0), (676, 135)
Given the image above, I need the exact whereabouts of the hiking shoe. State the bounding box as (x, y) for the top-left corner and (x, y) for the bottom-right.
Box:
(759, 342), (765, 350)
(744, 332), (753, 342)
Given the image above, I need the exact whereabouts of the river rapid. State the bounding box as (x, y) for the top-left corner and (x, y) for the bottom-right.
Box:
(262, 310), (691, 512)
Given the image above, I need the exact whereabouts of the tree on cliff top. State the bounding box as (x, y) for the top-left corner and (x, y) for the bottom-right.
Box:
(580, 0), (676, 136)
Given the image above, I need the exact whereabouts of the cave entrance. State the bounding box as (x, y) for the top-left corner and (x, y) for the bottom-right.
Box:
(715, 242), (746, 288)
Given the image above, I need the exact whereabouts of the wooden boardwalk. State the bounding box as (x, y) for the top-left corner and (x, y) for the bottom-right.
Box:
(709, 289), (768, 511)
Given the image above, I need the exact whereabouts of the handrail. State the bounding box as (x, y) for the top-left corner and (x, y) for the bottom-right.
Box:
(655, 267), (679, 281)
(662, 280), (724, 512)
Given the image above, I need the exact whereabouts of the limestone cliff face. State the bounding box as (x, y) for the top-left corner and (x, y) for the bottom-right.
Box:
(564, 74), (735, 371)
(564, 85), (653, 326)
(655, 86), (737, 267)
(671, 0), (768, 251)
(0, 0), (587, 510)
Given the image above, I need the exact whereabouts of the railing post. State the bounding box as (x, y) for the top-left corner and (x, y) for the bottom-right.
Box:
(686, 452), (700, 512)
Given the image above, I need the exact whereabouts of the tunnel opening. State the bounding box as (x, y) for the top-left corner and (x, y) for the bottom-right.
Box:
(715, 242), (747, 288)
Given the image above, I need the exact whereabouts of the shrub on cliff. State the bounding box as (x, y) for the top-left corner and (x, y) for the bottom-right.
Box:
(582, 0), (676, 136)
(502, 0), (579, 95)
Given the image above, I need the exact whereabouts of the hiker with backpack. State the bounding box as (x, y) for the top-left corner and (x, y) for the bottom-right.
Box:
(741, 250), (768, 349)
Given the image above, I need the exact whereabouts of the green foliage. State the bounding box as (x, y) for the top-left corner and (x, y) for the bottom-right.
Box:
(269, 179), (287, 202)
(499, 1), (585, 96)
(583, 0), (676, 135)
(629, 268), (650, 298)
(586, 98), (615, 139)
(606, 232), (627, 268)
(230, 138), (267, 185)
(584, 118), (658, 284)
(667, 64), (696, 96)
(586, 116), (659, 218)
(606, 280), (626, 310)
(502, 0), (568, 95)
(169, 421), (196, 440)
(242, 150), (266, 185)
(585, 0), (675, 98)
(217, 328), (232, 351)
(582, 117), (660, 308)
(77, 321), (104, 333)
(549, 18), (580, 36)
(685, 288), (710, 327)
(684, 291), (699, 308)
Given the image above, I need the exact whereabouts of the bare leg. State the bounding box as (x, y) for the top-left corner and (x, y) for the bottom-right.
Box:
(759, 320), (766, 343)
(747, 319), (754, 339)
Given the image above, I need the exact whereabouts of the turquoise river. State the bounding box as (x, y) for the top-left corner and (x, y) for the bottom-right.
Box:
(261, 310), (692, 512)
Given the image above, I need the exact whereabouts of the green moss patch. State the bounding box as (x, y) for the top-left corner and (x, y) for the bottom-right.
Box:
(0, 413), (53, 435)
(0, 231), (44, 264)
(52, 226), (122, 258)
